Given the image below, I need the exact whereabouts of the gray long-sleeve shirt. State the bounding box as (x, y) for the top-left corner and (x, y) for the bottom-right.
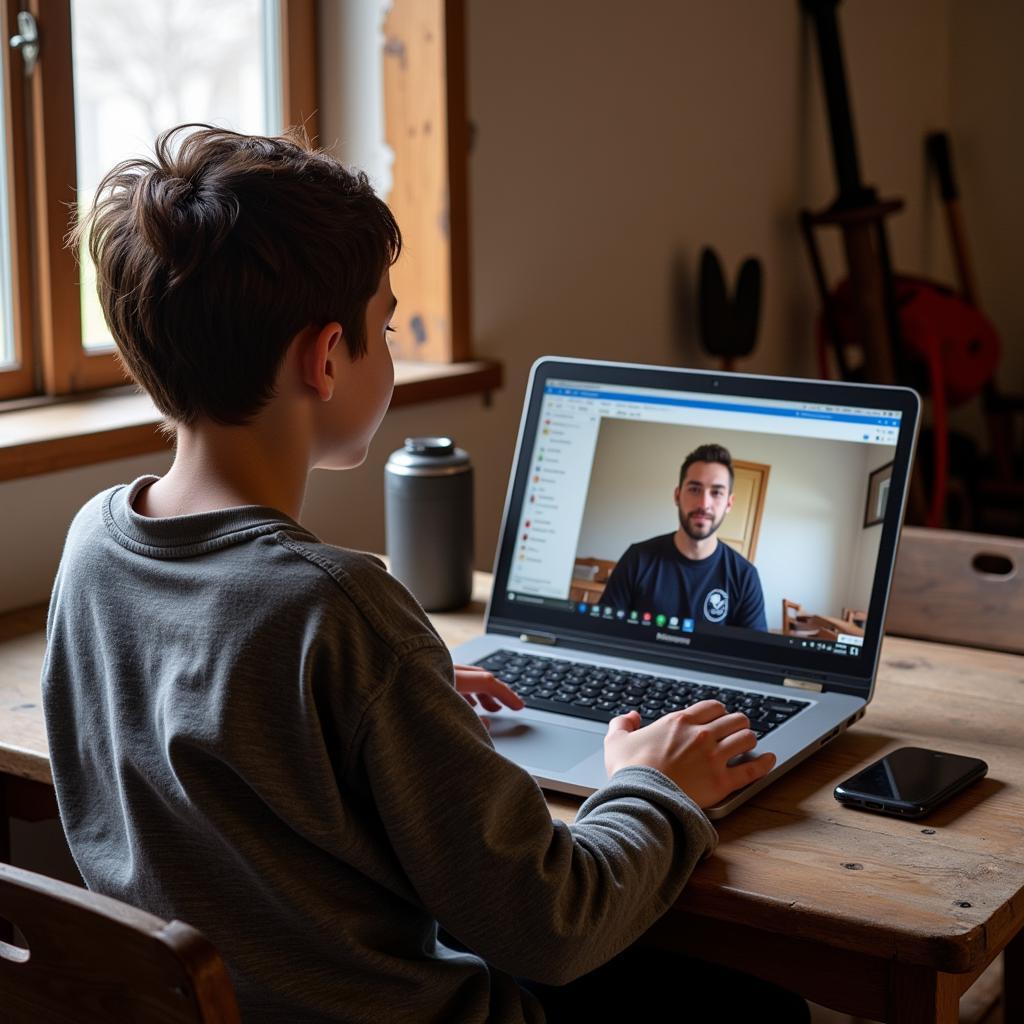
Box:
(42, 477), (718, 1023)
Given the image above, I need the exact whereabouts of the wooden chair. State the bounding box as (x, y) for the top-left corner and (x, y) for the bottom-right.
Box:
(0, 862), (240, 1023)
(884, 526), (1021, 1024)
(886, 526), (1024, 654)
(569, 557), (618, 605)
(841, 607), (867, 630)
(781, 599), (803, 635)
(781, 599), (833, 640)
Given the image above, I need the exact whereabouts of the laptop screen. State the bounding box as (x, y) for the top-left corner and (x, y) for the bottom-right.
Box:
(487, 359), (919, 696)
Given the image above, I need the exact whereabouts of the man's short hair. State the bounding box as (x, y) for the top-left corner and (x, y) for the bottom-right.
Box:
(679, 444), (734, 491)
(70, 123), (402, 426)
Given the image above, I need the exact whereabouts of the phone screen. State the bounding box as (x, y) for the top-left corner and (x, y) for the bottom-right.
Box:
(839, 747), (985, 805)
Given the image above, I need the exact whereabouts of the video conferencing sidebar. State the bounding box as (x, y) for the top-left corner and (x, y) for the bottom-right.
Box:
(506, 387), (605, 603)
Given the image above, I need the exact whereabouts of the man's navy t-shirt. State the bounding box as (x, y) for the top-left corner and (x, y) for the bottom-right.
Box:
(600, 533), (767, 631)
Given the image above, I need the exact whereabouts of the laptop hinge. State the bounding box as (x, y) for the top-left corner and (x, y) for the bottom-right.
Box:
(784, 677), (824, 693)
(520, 632), (558, 646)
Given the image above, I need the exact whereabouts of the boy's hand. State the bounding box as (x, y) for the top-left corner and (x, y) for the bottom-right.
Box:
(454, 665), (525, 713)
(604, 700), (777, 808)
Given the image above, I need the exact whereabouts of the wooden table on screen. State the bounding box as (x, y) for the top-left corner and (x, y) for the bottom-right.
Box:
(1, 574), (1021, 1024)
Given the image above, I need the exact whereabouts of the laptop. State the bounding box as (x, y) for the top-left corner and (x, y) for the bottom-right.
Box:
(451, 357), (920, 817)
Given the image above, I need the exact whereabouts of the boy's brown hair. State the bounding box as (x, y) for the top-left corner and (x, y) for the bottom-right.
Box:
(71, 124), (401, 426)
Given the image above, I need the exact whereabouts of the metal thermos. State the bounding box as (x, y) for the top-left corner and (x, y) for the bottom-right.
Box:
(385, 436), (474, 611)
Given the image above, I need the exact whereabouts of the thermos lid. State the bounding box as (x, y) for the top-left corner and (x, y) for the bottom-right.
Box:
(386, 436), (471, 476)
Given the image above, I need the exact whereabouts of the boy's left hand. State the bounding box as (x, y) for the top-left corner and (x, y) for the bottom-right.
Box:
(454, 665), (525, 713)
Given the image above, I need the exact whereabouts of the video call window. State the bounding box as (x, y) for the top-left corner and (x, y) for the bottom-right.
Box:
(568, 417), (896, 647)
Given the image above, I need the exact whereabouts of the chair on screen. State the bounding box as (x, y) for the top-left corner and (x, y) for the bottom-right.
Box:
(0, 861), (240, 1024)
(841, 608), (867, 630)
(781, 599), (835, 640)
(569, 557), (618, 605)
(886, 526), (1024, 655)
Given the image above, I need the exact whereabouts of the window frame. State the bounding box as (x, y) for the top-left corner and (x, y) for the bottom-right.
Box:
(0, 0), (492, 483)
(383, 0), (470, 364)
(0, 0), (35, 399)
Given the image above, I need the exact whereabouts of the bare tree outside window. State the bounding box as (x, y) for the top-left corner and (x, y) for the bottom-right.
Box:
(71, 0), (281, 349)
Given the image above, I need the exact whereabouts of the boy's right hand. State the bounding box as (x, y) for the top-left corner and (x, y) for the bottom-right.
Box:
(604, 700), (776, 808)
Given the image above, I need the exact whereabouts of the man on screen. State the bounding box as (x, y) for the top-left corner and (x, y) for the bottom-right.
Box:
(600, 444), (768, 631)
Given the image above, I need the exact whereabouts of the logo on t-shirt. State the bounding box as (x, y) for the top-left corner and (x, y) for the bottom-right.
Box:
(703, 588), (729, 623)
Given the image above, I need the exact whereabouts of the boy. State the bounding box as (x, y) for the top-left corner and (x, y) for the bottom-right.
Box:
(43, 125), (797, 1022)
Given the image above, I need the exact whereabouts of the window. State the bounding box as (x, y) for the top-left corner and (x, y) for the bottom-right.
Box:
(0, 0), (490, 485)
(0, 0), (317, 399)
(0, 0), (470, 404)
(0, 1), (35, 400)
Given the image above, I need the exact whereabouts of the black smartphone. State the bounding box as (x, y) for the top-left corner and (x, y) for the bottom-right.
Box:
(834, 746), (987, 819)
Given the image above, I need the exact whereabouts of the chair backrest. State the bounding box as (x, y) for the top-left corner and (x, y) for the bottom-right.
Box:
(841, 607), (867, 629)
(573, 557), (617, 582)
(781, 599), (801, 635)
(886, 526), (1024, 654)
(0, 862), (240, 1024)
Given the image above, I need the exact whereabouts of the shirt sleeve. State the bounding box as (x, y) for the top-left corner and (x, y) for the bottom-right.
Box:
(733, 562), (768, 631)
(354, 641), (717, 986)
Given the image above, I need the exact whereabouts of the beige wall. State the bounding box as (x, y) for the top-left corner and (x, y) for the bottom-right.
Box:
(949, 0), (1024, 392)
(0, 452), (175, 611)
(4, 0), (1020, 616)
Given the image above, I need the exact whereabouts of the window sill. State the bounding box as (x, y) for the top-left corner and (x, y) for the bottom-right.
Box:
(0, 359), (502, 482)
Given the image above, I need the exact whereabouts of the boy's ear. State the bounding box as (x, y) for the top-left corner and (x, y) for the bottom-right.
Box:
(301, 322), (343, 401)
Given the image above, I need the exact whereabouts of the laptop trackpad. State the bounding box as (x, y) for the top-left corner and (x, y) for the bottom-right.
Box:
(487, 717), (601, 772)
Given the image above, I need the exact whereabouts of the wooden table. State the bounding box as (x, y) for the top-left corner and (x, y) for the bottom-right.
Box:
(808, 612), (866, 636)
(2, 574), (1022, 1023)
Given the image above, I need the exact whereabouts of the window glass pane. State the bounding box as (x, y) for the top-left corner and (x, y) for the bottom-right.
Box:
(71, 0), (282, 350)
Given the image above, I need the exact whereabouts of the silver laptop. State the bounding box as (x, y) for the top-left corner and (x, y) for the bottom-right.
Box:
(452, 357), (920, 817)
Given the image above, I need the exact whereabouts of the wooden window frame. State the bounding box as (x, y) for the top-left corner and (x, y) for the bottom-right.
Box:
(0, 0), (35, 399)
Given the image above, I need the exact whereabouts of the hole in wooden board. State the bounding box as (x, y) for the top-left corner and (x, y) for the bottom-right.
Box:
(972, 552), (1015, 578)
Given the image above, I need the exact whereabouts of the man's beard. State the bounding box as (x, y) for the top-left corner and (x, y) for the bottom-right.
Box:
(678, 508), (724, 541)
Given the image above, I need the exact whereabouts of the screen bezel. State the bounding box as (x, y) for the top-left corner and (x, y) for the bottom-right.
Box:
(484, 357), (921, 698)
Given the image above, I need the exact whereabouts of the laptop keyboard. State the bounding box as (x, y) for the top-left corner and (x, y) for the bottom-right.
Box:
(473, 650), (810, 738)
